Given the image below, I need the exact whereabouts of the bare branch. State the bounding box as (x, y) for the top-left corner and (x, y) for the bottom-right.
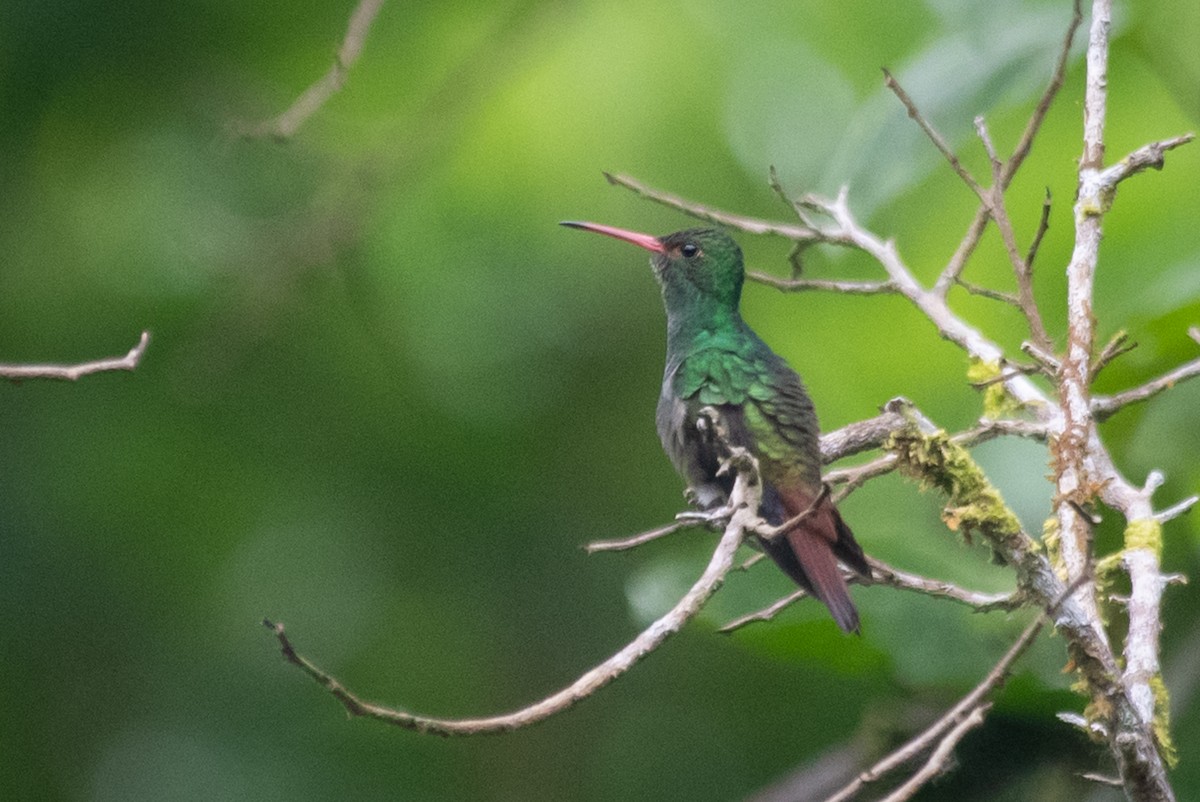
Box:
(719, 556), (1019, 634)
(1009, 0), (1085, 178)
(1049, 3), (1178, 794)
(827, 618), (1044, 802)
(882, 69), (985, 198)
(0, 331), (150, 381)
(237, 0), (386, 141)
(602, 172), (815, 240)
(749, 273), (899, 295)
(1021, 340), (1062, 376)
(1090, 134), (1195, 193)
(1081, 772), (1125, 787)
(584, 521), (690, 553)
(936, 209), (991, 296)
(878, 705), (990, 802)
(817, 400), (914, 466)
(267, 471), (757, 735)
(1026, 189), (1053, 269)
(1155, 496), (1197, 524)
(968, 362), (1044, 389)
(718, 589), (808, 633)
(825, 414), (1050, 498)
(1092, 330), (1136, 378)
(974, 115), (1053, 351)
(1092, 354), (1200, 422)
(933, 0), (1082, 296)
(863, 557), (1020, 611)
(955, 278), (1020, 308)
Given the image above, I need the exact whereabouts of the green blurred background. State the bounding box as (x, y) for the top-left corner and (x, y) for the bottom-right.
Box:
(2, 1), (1198, 799)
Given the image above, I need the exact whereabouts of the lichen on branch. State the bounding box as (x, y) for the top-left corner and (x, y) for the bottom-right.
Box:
(886, 419), (1027, 566)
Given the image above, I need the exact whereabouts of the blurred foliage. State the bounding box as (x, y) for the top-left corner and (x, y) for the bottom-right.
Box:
(1, 0), (1198, 800)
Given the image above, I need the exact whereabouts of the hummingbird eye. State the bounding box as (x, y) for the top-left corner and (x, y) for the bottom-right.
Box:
(680, 243), (700, 259)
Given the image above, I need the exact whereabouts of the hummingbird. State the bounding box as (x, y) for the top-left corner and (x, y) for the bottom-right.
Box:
(562, 221), (870, 632)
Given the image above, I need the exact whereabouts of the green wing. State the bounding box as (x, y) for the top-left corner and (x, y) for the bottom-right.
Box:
(675, 344), (821, 483)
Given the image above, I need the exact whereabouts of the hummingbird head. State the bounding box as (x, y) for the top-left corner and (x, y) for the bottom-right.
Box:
(560, 222), (744, 312)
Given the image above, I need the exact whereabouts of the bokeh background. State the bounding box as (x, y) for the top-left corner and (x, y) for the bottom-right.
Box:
(2, 1), (1199, 799)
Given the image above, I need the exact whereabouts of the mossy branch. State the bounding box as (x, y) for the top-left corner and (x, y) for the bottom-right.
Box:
(886, 410), (1031, 568)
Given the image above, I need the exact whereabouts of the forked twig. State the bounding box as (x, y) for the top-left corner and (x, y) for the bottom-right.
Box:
(826, 618), (1044, 802)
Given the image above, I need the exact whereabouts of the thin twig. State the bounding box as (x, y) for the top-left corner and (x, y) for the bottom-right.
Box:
(933, 0), (1083, 296)
(603, 172), (815, 240)
(974, 115), (1053, 351)
(883, 69), (985, 198)
(1091, 134), (1195, 192)
(749, 273), (899, 295)
(719, 557), (1018, 634)
(826, 617), (1044, 802)
(584, 521), (689, 553)
(0, 331), (150, 381)
(1092, 330), (1136, 378)
(761, 485), (828, 542)
(1155, 496), (1197, 524)
(956, 278), (1021, 308)
(1080, 772), (1125, 787)
(237, 0), (386, 140)
(937, 209), (992, 296)
(1026, 189), (1053, 269)
(969, 362), (1044, 389)
(737, 552), (768, 572)
(718, 589), (809, 633)
(817, 400), (914, 466)
(1007, 0), (1085, 180)
(878, 705), (990, 802)
(1021, 341), (1062, 376)
(863, 557), (1020, 611)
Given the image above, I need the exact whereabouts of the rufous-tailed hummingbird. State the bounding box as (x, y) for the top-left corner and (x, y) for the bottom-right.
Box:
(562, 222), (869, 632)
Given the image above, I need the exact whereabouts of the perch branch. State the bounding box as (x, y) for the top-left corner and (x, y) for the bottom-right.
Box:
(268, 424), (765, 735)
(587, 400), (1038, 558)
(0, 331), (150, 381)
